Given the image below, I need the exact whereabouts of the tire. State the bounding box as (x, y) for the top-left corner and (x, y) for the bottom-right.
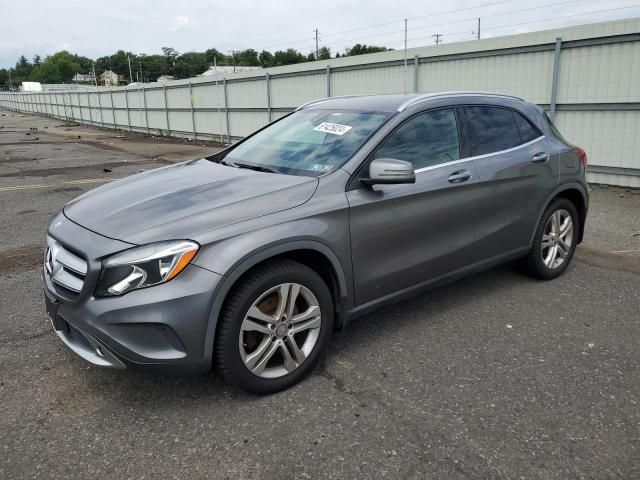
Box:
(519, 197), (579, 280)
(215, 259), (334, 394)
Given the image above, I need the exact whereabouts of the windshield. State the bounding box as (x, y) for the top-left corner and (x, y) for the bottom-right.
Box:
(223, 109), (392, 176)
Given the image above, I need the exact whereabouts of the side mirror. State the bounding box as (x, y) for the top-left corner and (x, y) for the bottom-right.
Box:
(360, 158), (416, 186)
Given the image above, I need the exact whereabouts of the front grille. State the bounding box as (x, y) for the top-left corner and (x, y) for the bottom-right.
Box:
(45, 236), (88, 295)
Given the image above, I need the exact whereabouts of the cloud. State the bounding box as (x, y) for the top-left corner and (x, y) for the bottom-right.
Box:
(169, 15), (190, 32)
(0, 0), (637, 68)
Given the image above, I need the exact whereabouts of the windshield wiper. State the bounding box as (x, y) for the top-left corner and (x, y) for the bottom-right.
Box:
(215, 158), (278, 174)
(216, 159), (238, 168)
(232, 162), (279, 174)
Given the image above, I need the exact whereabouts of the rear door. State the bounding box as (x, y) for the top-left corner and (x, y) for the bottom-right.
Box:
(347, 107), (479, 306)
(459, 105), (558, 262)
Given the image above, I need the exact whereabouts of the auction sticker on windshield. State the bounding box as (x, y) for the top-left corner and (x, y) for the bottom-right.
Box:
(313, 122), (353, 136)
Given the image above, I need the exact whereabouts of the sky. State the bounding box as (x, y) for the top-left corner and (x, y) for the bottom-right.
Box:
(1, 0), (639, 68)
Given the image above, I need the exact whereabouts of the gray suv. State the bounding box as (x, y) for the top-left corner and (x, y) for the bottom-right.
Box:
(43, 92), (589, 393)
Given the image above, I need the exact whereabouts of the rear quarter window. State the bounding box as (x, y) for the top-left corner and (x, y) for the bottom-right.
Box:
(512, 111), (542, 143)
(463, 106), (523, 156)
(464, 106), (541, 156)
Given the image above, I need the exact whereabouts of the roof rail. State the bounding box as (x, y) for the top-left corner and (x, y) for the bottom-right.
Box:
(396, 91), (524, 112)
(295, 94), (366, 111)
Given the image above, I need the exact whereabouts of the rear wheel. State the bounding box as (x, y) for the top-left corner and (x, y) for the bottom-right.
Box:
(215, 259), (333, 394)
(519, 198), (579, 279)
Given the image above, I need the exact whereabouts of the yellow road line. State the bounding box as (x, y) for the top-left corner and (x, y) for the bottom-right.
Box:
(0, 184), (48, 192)
(64, 178), (113, 185)
(0, 178), (112, 192)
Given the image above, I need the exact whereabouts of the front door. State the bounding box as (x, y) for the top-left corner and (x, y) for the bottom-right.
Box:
(347, 108), (478, 307)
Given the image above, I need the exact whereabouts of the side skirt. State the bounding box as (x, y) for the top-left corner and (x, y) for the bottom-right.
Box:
(345, 246), (530, 323)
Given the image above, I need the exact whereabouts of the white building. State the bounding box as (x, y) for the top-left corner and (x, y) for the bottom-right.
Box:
(199, 65), (263, 77)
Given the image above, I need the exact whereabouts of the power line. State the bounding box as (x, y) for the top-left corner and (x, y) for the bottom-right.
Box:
(395, 2), (640, 46)
(254, 0), (518, 51)
(317, 0), (586, 50)
(320, 0), (517, 40)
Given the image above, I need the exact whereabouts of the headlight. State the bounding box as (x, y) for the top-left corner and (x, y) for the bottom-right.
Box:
(95, 240), (199, 297)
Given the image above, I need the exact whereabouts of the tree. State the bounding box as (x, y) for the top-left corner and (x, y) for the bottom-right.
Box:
(13, 56), (33, 83)
(0, 69), (9, 86)
(174, 51), (209, 78)
(162, 47), (179, 75)
(344, 44), (392, 56)
(318, 46), (331, 60)
(258, 50), (273, 68)
(271, 48), (306, 67)
(232, 49), (260, 66)
(205, 48), (228, 65)
(33, 55), (41, 65)
(27, 51), (80, 83)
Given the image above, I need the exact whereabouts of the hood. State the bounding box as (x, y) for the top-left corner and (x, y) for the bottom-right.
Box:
(64, 159), (318, 244)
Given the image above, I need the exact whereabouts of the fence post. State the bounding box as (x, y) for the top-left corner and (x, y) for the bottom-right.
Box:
(265, 72), (272, 122)
(223, 78), (230, 143)
(124, 87), (131, 131)
(109, 89), (116, 129)
(326, 65), (331, 97)
(188, 81), (196, 139)
(61, 92), (67, 121)
(163, 84), (170, 136)
(413, 55), (420, 93)
(142, 85), (149, 134)
(550, 36), (562, 122)
(77, 91), (83, 124)
(87, 90), (94, 125)
(97, 90), (104, 127)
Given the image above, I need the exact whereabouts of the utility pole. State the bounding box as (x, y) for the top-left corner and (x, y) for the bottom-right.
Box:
(433, 33), (443, 45)
(477, 18), (481, 40)
(92, 62), (97, 86)
(315, 29), (319, 60)
(127, 55), (133, 84)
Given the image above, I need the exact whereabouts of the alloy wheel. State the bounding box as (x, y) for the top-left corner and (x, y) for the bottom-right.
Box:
(541, 209), (574, 269)
(238, 283), (322, 379)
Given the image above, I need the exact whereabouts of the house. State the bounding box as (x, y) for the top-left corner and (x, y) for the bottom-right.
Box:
(72, 73), (95, 84)
(99, 70), (125, 86)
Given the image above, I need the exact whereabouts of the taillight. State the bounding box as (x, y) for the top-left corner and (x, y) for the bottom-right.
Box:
(575, 146), (588, 168)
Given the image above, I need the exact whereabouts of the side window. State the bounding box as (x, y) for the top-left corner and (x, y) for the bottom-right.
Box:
(373, 108), (460, 170)
(512, 111), (541, 143)
(464, 106), (522, 156)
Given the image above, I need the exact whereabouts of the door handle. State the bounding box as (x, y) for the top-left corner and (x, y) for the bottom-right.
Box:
(448, 169), (472, 184)
(532, 152), (549, 163)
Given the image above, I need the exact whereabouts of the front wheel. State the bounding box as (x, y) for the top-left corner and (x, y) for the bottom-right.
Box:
(215, 259), (334, 394)
(519, 198), (579, 279)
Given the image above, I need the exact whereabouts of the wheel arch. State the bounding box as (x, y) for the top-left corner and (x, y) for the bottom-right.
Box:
(531, 183), (588, 246)
(202, 240), (350, 365)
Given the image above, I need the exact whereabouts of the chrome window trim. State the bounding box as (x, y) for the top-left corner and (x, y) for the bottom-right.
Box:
(413, 135), (545, 174)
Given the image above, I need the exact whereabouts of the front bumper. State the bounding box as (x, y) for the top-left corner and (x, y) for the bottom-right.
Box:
(44, 212), (223, 375)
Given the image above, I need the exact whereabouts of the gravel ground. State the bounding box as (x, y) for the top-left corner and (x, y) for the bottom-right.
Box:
(1, 109), (639, 479)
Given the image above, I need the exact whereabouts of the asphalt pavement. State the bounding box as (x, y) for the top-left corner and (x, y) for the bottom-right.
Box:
(1, 109), (639, 479)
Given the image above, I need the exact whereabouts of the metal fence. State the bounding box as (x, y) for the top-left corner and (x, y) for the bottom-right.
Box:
(1, 18), (639, 187)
